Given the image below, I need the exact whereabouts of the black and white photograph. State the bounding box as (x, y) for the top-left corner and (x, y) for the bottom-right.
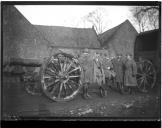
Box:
(1, 1), (161, 121)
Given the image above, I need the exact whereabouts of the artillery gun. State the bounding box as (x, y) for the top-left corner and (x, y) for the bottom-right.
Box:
(3, 5), (160, 102)
(3, 29), (160, 101)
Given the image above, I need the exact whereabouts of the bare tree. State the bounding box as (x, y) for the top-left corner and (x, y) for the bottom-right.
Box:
(82, 8), (107, 34)
(130, 6), (159, 32)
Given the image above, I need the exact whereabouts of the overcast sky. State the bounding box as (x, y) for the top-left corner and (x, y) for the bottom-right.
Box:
(15, 5), (139, 33)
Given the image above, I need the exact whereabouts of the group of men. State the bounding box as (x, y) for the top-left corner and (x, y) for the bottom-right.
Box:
(111, 53), (137, 93)
(78, 48), (138, 99)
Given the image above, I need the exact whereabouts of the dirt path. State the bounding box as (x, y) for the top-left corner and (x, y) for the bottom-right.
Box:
(2, 81), (160, 120)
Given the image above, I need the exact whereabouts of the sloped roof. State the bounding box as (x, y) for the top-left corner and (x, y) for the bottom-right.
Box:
(35, 25), (101, 48)
(98, 20), (138, 56)
(98, 23), (122, 47)
(135, 29), (160, 51)
(137, 29), (160, 37)
(3, 5), (101, 64)
(3, 5), (50, 62)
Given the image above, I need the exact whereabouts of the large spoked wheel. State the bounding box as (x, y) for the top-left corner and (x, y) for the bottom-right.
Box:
(41, 52), (82, 102)
(136, 59), (156, 93)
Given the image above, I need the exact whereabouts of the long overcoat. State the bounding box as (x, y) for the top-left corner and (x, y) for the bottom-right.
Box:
(78, 53), (93, 83)
(124, 59), (137, 86)
(93, 56), (105, 85)
(102, 57), (115, 79)
(112, 58), (124, 83)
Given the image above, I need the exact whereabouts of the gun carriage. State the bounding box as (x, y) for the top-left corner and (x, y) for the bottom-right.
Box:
(4, 32), (159, 102)
(3, 6), (160, 102)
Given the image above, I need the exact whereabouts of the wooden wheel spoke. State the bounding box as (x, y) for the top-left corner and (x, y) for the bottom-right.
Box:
(63, 62), (67, 72)
(146, 76), (153, 86)
(146, 76), (154, 85)
(46, 81), (56, 88)
(63, 83), (67, 96)
(146, 65), (152, 74)
(146, 64), (151, 72)
(143, 62), (148, 73)
(45, 79), (60, 89)
(68, 67), (80, 74)
(146, 74), (154, 79)
(66, 61), (74, 72)
(139, 77), (144, 87)
(43, 74), (53, 79)
(144, 77), (148, 86)
(54, 79), (60, 83)
(139, 78), (148, 91)
(69, 75), (80, 78)
(50, 82), (60, 95)
(139, 80), (144, 89)
(50, 61), (59, 70)
(44, 71), (59, 79)
(147, 69), (154, 75)
(46, 67), (58, 77)
(68, 80), (79, 89)
(47, 67), (56, 74)
(59, 62), (62, 72)
(62, 56), (71, 72)
(57, 83), (63, 99)
(143, 78), (147, 90)
(66, 82), (74, 92)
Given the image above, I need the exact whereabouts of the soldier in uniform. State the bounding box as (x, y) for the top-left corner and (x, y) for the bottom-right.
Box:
(99, 53), (106, 85)
(111, 53), (124, 91)
(78, 48), (93, 99)
(121, 54), (127, 87)
(102, 53), (109, 84)
(103, 54), (115, 82)
(124, 54), (137, 87)
(138, 56), (144, 71)
(93, 52), (106, 97)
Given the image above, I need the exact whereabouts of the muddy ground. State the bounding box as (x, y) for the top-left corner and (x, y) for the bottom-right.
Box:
(2, 78), (160, 120)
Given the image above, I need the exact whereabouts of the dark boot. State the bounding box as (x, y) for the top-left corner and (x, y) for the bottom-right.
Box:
(116, 82), (120, 90)
(118, 83), (123, 94)
(83, 85), (91, 99)
(85, 85), (91, 99)
(120, 83), (131, 94)
(100, 86), (107, 97)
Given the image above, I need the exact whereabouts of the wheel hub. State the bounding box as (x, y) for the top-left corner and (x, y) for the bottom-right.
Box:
(58, 71), (69, 82)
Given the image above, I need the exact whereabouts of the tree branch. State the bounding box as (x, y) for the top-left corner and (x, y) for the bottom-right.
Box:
(136, 6), (159, 16)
